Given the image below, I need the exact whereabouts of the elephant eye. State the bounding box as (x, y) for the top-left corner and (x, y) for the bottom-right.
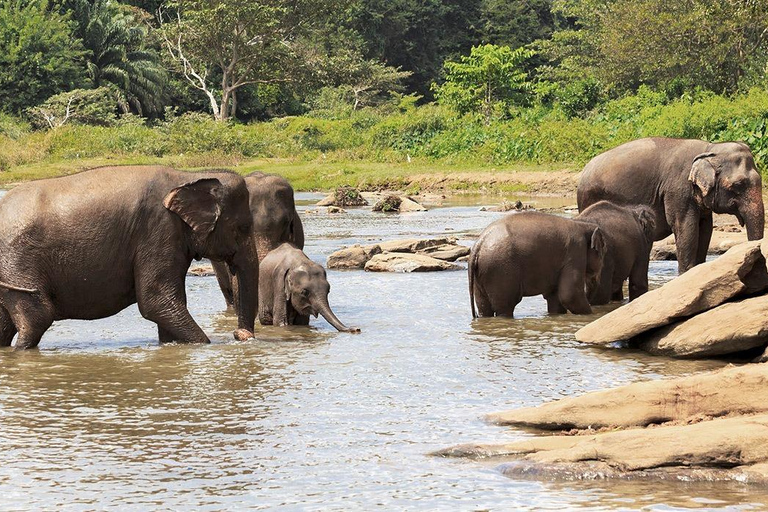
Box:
(301, 289), (310, 297)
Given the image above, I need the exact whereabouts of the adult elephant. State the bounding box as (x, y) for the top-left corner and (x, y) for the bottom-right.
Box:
(212, 171), (304, 307)
(0, 166), (257, 349)
(578, 138), (764, 273)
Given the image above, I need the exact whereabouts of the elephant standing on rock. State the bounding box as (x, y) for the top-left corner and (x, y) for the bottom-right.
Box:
(0, 166), (257, 349)
(213, 171), (304, 307)
(259, 243), (359, 332)
(469, 212), (606, 318)
(578, 138), (764, 273)
(576, 201), (656, 304)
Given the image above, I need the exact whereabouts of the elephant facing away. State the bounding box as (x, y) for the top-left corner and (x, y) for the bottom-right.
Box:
(576, 201), (655, 304)
(259, 243), (358, 332)
(469, 212), (606, 318)
(213, 171), (304, 307)
(578, 138), (764, 273)
(0, 166), (258, 349)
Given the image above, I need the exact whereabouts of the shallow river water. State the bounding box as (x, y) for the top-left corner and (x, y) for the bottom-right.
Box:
(0, 193), (765, 511)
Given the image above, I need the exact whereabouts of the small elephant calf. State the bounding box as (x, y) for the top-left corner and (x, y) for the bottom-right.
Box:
(259, 243), (359, 332)
(469, 212), (606, 317)
(576, 200), (655, 304)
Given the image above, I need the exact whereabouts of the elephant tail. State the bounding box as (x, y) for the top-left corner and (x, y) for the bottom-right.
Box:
(631, 205), (657, 244)
(0, 280), (37, 293)
(468, 243), (479, 319)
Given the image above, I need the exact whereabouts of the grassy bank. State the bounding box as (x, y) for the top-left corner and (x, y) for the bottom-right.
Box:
(2, 86), (768, 193)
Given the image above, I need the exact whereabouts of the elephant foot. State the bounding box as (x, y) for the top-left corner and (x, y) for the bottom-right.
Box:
(233, 328), (254, 341)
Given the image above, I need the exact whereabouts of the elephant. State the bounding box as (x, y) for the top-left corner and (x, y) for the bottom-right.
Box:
(258, 243), (358, 332)
(212, 171), (304, 308)
(0, 165), (257, 349)
(578, 137), (765, 273)
(576, 201), (656, 304)
(469, 212), (606, 318)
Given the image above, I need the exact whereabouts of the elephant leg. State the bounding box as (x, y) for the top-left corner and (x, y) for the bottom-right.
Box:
(271, 297), (289, 326)
(211, 260), (234, 307)
(557, 268), (592, 315)
(695, 215), (713, 265)
(294, 314), (310, 326)
(487, 286), (521, 318)
(628, 256), (650, 301)
(672, 210), (701, 273)
(588, 261), (614, 306)
(544, 293), (566, 314)
(6, 295), (54, 350)
(472, 282), (495, 317)
(0, 306), (17, 347)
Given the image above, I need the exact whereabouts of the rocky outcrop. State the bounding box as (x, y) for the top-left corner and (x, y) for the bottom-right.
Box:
(435, 364), (768, 486)
(479, 200), (531, 212)
(575, 240), (768, 345)
(364, 253), (460, 272)
(316, 186), (368, 207)
(651, 230), (749, 260)
(372, 195), (427, 212)
(327, 237), (469, 270)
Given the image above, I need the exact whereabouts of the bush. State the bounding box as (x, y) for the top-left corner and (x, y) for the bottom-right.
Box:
(27, 88), (119, 129)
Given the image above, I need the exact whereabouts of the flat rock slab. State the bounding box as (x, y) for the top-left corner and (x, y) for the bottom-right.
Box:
(576, 240), (768, 344)
(377, 237), (456, 253)
(485, 363), (768, 430)
(418, 244), (470, 261)
(639, 295), (768, 358)
(327, 244), (382, 269)
(364, 253), (460, 272)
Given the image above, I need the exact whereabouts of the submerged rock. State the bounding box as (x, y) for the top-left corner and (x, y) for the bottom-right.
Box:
(576, 241), (768, 344)
(364, 253), (460, 272)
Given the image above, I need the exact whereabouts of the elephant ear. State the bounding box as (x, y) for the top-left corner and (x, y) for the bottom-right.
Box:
(590, 227), (607, 258)
(164, 178), (222, 237)
(689, 153), (718, 198)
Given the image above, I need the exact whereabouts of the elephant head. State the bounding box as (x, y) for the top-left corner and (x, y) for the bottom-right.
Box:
(164, 174), (257, 333)
(284, 263), (356, 332)
(689, 142), (765, 240)
(247, 172), (304, 261)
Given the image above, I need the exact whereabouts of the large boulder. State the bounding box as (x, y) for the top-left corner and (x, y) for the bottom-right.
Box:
(327, 244), (382, 269)
(576, 241), (768, 344)
(377, 237), (455, 253)
(316, 186), (368, 207)
(638, 295), (768, 358)
(364, 253), (460, 272)
(485, 363), (768, 430)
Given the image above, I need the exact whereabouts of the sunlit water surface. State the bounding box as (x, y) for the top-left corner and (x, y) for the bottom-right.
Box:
(0, 192), (764, 510)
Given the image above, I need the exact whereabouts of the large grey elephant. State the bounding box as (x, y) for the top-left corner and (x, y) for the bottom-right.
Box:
(576, 201), (655, 304)
(469, 212), (606, 317)
(258, 243), (358, 332)
(213, 171), (304, 307)
(578, 138), (764, 273)
(0, 166), (257, 349)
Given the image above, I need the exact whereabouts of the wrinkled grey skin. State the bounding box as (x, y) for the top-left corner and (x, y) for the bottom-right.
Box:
(576, 201), (656, 305)
(578, 138), (764, 273)
(258, 243), (358, 332)
(213, 171), (304, 308)
(469, 212), (607, 318)
(0, 166), (257, 349)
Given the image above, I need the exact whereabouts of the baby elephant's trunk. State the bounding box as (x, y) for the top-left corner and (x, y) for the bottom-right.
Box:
(313, 297), (357, 332)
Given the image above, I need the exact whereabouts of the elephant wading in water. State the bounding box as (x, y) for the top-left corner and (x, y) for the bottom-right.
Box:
(469, 212), (606, 318)
(0, 166), (257, 349)
(213, 172), (304, 307)
(576, 201), (656, 304)
(259, 243), (358, 332)
(578, 138), (765, 273)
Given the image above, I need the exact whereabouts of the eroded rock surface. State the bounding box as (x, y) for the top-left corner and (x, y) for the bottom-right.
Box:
(327, 244), (382, 270)
(364, 253), (460, 272)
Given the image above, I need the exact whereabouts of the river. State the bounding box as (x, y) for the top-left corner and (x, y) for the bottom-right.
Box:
(0, 192), (763, 510)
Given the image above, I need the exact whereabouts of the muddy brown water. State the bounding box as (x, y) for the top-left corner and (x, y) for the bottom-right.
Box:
(0, 192), (765, 510)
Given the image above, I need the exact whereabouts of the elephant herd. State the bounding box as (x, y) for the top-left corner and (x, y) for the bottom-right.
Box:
(0, 136), (762, 348)
(470, 137), (765, 317)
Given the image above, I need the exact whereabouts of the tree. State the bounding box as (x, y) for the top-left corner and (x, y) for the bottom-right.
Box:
(479, 0), (557, 49)
(433, 44), (534, 123)
(0, 0), (87, 114)
(26, 86), (118, 128)
(160, 0), (344, 121)
(67, 0), (168, 116)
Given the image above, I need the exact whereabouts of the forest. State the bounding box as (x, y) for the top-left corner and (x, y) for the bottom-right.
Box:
(1, 0), (768, 189)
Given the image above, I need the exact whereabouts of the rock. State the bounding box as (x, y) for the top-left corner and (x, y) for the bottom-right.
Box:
(364, 253), (460, 272)
(316, 186), (368, 207)
(638, 295), (768, 358)
(399, 196), (427, 212)
(480, 200), (530, 212)
(372, 195), (402, 212)
(650, 240), (677, 260)
(377, 237), (455, 253)
(418, 243), (470, 262)
(327, 244), (382, 270)
(188, 264), (215, 277)
(327, 206), (346, 214)
(233, 328), (254, 341)
(434, 413), (768, 482)
(485, 363), (768, 430)
(575, 241), (768, 345)
(650, 230), (750, 260)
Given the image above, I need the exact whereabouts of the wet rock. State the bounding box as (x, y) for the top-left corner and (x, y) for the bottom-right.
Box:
(372, 195), (402, 212)
(485, 363), (768, 430)
(316, 186), (368, 207)
(479, 200), (531, 212)
(638, 295), (768, 358)
(650, 230), (751, 261)
(188, 264), (215, 277)
(418, 244), (470, 262)
(327, 206), (346, 214)
(377, 237), (456, 253)
(233, 328), (254, 341)
(576, 241), (768, 345)
(364, 253), (460, 272)
(399, 196), (427, 212)
(327, 244), (382, 270)
(650, 241), (677, 261)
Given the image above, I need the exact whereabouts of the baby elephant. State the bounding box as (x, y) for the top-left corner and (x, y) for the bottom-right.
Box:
(259, 243), (359, 332)
(576, 201), (656, 304)
(469, 212), (606, 317)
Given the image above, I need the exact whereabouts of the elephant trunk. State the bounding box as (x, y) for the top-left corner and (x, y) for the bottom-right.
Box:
(231, 238), (258, 335)
(312, 296), (354, 332)
(741, 186), (765, 241)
